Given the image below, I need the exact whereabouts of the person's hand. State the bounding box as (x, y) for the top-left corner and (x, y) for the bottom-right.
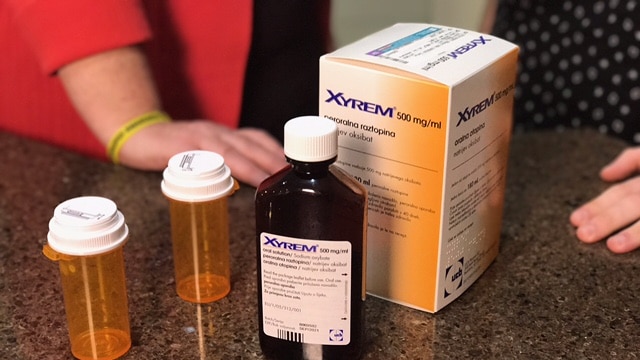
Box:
(570, 147), (640, 253)
(116, 119), (288, 187)
(56, 47), (286, 186)
(56, 47), (288, 186)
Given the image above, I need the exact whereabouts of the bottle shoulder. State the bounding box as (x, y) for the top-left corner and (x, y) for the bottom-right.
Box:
(256, 165), (292, 193)
(256, 164), (366, 199)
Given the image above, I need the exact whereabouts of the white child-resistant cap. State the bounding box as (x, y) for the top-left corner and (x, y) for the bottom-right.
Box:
(284, 116), (338, 162)
(161, 150), (235, 202)
(47, 196), (129, 256)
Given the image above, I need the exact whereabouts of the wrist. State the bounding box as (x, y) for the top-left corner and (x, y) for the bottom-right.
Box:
(106, 110), (171, 164)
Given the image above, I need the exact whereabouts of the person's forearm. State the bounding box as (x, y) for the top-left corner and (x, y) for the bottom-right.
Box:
(480, 0), (498, 34)
(57, 46), (162, 145)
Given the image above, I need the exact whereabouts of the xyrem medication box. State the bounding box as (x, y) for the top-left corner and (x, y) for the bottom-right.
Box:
(319, 23), (518, 312)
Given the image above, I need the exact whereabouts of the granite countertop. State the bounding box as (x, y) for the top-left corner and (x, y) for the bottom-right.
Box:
(1, 129), (639, 359)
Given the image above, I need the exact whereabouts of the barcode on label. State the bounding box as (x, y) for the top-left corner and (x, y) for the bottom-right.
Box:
(277, 329), (304, 343)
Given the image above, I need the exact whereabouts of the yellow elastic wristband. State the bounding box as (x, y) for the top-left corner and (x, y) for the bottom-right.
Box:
(106, 110), (171, 164)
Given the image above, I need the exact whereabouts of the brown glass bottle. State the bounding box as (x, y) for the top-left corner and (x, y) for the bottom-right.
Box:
(255, 116), (367, 360)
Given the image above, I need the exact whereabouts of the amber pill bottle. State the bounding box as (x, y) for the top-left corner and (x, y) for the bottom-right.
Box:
(162, 150), (238, 303)
(255, 116), (368, 360)
(44, 196), (131, 360)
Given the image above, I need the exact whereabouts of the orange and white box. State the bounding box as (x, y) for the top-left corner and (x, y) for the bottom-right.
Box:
(319, 23), (519, 312)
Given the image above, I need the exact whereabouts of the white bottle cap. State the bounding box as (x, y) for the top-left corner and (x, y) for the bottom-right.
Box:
(284, 116), (338, 162)
(161, 150), (235, 202)
(47, 196), (129, 256)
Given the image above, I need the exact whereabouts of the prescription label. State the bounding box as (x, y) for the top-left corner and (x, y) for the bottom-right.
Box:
(260, 233), (352, 345)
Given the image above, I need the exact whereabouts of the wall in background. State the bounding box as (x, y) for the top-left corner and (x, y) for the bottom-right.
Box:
(331, 0), (489, 47)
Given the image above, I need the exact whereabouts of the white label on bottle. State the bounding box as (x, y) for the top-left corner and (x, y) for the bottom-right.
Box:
(259, 232), (352, 345)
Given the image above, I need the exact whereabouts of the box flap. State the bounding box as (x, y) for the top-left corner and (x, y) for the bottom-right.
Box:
(324, 23), (519, 85)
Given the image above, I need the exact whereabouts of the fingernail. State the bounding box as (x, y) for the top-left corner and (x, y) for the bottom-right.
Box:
(570, 209), (586, 225)
(577, 224), (596, 242)
(607, 233), (632, 253)
(608, 233), (627, 246)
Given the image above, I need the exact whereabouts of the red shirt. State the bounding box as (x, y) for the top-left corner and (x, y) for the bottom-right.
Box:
(0, 0), (252, 160)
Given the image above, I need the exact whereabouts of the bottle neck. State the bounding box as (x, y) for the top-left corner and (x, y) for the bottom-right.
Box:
(286, 156), (336, 177)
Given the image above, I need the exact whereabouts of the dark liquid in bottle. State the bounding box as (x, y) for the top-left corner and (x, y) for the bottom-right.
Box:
(255, 161), (367, 360)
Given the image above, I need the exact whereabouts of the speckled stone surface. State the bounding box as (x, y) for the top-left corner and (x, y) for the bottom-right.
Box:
(1, 129), (639, 359)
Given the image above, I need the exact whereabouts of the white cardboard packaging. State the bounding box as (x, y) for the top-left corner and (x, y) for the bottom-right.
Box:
(319, 23), (519, 312)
